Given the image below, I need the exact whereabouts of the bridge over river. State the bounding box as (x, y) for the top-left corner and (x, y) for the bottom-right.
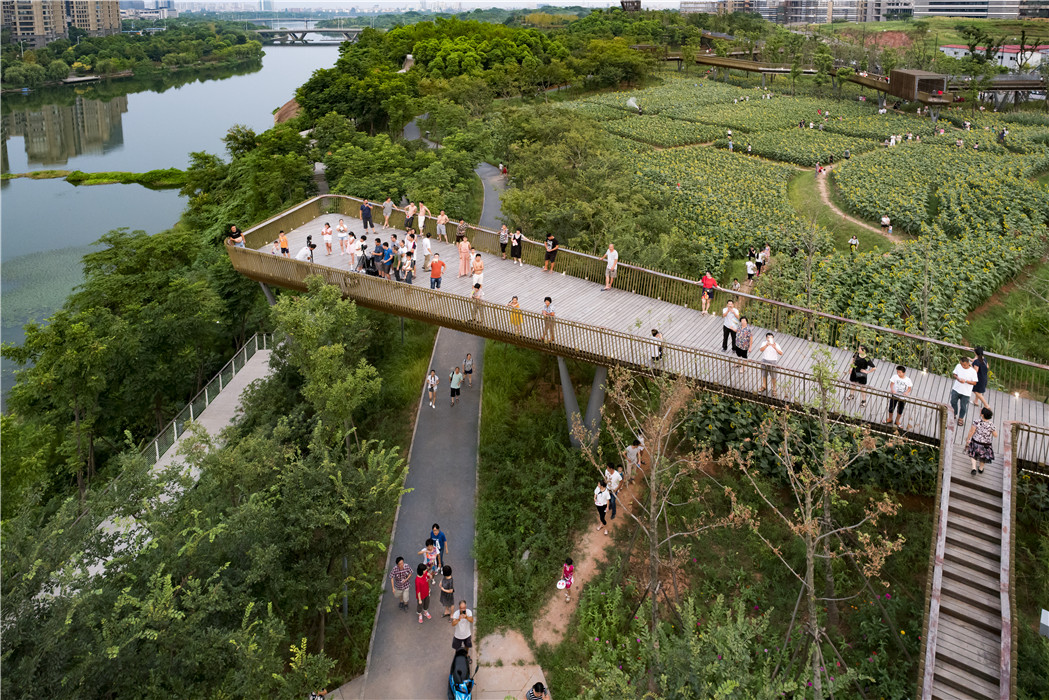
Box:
(228, 194), (1048, 700)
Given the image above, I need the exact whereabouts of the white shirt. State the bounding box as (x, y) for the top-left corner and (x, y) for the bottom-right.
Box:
(605, 249), (619, 270)
(722, 307), (740, 330)
(594, 487), (610, 508)
(625, 445), (642, 466)
(420, 237), (432, 255)
(295, 246), (313, 262)
(952, 364), (978, 397)
(451, 609), (473, 640)
(604, 469), (623, 493)
(889, 374), (913, 395)
(746, 261), (757, 275)
(760, 340), (783, 362)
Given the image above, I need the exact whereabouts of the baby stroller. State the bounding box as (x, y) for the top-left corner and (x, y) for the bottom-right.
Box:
(447, 648), (474, 700)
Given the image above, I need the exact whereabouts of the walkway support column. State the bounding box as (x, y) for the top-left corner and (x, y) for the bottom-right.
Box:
(259, 282), (277, 307)
(558, 357), (582, 449)
(558, 358), (606, 449)
(583, 366), (607, 439)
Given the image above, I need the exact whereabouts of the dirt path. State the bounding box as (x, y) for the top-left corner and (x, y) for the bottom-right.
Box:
(532, 481), (637, 648)
(815, 164), (905, 243)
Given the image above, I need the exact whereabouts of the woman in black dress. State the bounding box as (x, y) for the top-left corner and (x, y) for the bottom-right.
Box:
(847, 345), (876, 409)
(965, 407), (998, 475)
(510, 227), (523, 266)
(971, 346), (990, 410)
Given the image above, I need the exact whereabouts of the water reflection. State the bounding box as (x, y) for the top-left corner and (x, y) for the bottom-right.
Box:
(3, 95), (127, 170)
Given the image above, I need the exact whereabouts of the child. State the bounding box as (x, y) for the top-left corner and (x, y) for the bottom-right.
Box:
(560, 558), (574, 602)
(440, 565), (455, 617)
(415, 563), (432, 624)
(418, 539), (440, 580)
(731, 278), (741, 292)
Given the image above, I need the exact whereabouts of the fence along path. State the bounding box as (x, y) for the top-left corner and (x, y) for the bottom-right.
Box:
(230, 196), (1048, 698)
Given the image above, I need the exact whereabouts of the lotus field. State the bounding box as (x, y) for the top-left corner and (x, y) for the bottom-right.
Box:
(604, 115), (723, 147)
(714, 130), (879, 167)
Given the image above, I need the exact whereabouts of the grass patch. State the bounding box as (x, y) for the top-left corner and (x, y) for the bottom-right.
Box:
(2, 168), (185, 189)
(964, 262), (1049, 368)
(1037, 171), (1049, 188)
(474, 342), (595, 636)
(787, 170), (895, 254)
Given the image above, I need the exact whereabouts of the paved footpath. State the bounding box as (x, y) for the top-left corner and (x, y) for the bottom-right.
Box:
(358, 328), (485, 700)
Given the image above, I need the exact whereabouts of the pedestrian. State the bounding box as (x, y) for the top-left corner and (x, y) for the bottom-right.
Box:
(971, 346), (990, 409)
(541, 297), (556, 343)
(965, 407), (998, 476)
(228, 225), (245, 248)
(430, 524), (448, 566)
(404, 202), (417, 232)
(426, 369), (439, 409)
(356, 236), (369, 271)
(457, 218), (468, 240)
(510, 227), (523, 265)
(650, 328), (664, 365)
(880, 214), (890, 231)
(847, 345), (876, 409)
(757, 332), (783, 396)
(347, 232), (357, 268)
(334, 218), (348, 255)
(439, 565), (455, 617)
(420, 232), (433, 271)
(418, 538), (441, 579)
(755, 249), (766, 276)
(430, 253), (445, 290)
(295, 242), (317, 263)
(526, 682), (550, 700)
(470, 283), (484, 323)
(624, 438), (643, 484)
(600, 243), (619, 291)
(731, 278), (741, 292)
(849, 234), (859, 253)
(450, 366), (464, 406)
(508, 295), (523, 334)
(380, 242), (394, 280)
(745, 258), (757, 281)
(472, 253), (484, 286)
(382, 196), (394, 229)
(436, 211), (449, 242)
(950, 356), (979, 426)
(594, 480), (610, 534)
(721, 300), (740, 353)
(402, 250), (415, 284)
(885, 365), (912, 427)
(414, 563), (432, 624)
(321, 223), (334, 255)
(604, 462), (623, 519)
(463, 353), (474, 388)
(734, 316), (752, 372)
(543, 233), (559, 273)
(360, 199), (375, 231)
(498, 224), (509, 259)
(277, 230), (290, 257)
(457, 235), (473, 278)
(559, 558), (574, 602)
(450, 601), (474, 654)
(418, 202), (431, 233)
(700, 270), (717, 314)
(389, 234), (401, 280)
(389, 556), (413, 611)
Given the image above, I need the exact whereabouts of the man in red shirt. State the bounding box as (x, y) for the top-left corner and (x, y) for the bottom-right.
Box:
(700, 271), (717, 314)
(430, 253), (446, 290)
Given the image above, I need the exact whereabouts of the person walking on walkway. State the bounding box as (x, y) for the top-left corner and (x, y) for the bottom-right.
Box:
(450, 601), (474, 655)
(885, 365), (912, 427)
(700, 271), (717, 314)
(542, 297), (556, 343)
(360, 200), (375, 232)
(463, 353), (475, 388)
(472, 254), (484, 286)
(847, 345), (876, 409)
(418, 539), (441, 580)
(436, 211), (449, 242)
(337, 219), (350, 255)
(510, 228), (523, 265)
(594, 480), (610, 534)
(600, 243), (619, 291)
(560, 558), (574, 603)
(757, 332), (784, 396)
(624, 439), (643, 484)
(971, 346), (990, 410)
(439, 565), (455, 617)
(543, 233), (559, 273)
(498, 224), (509, 259)
(965, 407), (998, 476)
(415, 563), (432, 624)
(347, 232), (357, 268)
(470, 283), (484, 323)
(604, 463), (622, 519)
(527, 682), (550, 700)
(277, 230), (290, 257)
(734, 316), (752, 373)
(721, 300), (740, 353)
(430, 523), (448, 567)
(420, 233), (433, 271)
(651, 329), (664, 365)
(457, 236), (473, 278)
(430, 254), (446, 290)
(389, 557), (413, 611)
(950, 357), (979, 426)
(508, 295), (523, 334)
(450, 366), (464, 407)
(322, 222), (334, 256)
(426, 369), (439, 409)
(382, 196), (394, 229)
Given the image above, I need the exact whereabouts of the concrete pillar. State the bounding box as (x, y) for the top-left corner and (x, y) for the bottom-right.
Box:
(762, 73), (766, 89)
(583, 366), (608, 438)
(259, 282), (277, 307)
(557, 356), (582, 449)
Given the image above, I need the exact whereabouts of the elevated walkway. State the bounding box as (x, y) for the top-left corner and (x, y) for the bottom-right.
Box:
(228, 195), (1048, 698)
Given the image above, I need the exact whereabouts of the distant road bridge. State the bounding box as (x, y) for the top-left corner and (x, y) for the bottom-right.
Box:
(254, 27), (363, 44)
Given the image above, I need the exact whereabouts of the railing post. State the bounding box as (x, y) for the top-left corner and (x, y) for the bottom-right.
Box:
(189, 403), (194, 421)
(155, 441), (160, 463)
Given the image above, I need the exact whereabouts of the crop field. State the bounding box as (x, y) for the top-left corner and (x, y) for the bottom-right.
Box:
(561, 74), (1049, 344)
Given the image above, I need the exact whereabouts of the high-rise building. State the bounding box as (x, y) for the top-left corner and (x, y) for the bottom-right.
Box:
(912, 0), (1019, 18)
(862, 0), (914, 21)
(1, 1), (67, 48)
(65, 1), (121, 38)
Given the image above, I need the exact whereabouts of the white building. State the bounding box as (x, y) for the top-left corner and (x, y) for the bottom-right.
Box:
(939, 44), (1048, 70)
(863, 0), (914, 21)
(913, 0), (1020, 19)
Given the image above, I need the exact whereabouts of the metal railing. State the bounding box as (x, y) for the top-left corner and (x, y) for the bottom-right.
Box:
(239, 195), (1049, 400)
(229, 246), (949, 445)
(141, 333), (274, 468)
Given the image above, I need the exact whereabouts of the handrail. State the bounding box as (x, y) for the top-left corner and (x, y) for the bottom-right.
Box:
(239, 195), (1049, 399)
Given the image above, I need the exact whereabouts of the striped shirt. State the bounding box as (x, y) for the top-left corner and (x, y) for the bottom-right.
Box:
(389, 565), (413, 591)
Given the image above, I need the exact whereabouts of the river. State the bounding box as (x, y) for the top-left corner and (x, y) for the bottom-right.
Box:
(1, 43), (340, 400)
